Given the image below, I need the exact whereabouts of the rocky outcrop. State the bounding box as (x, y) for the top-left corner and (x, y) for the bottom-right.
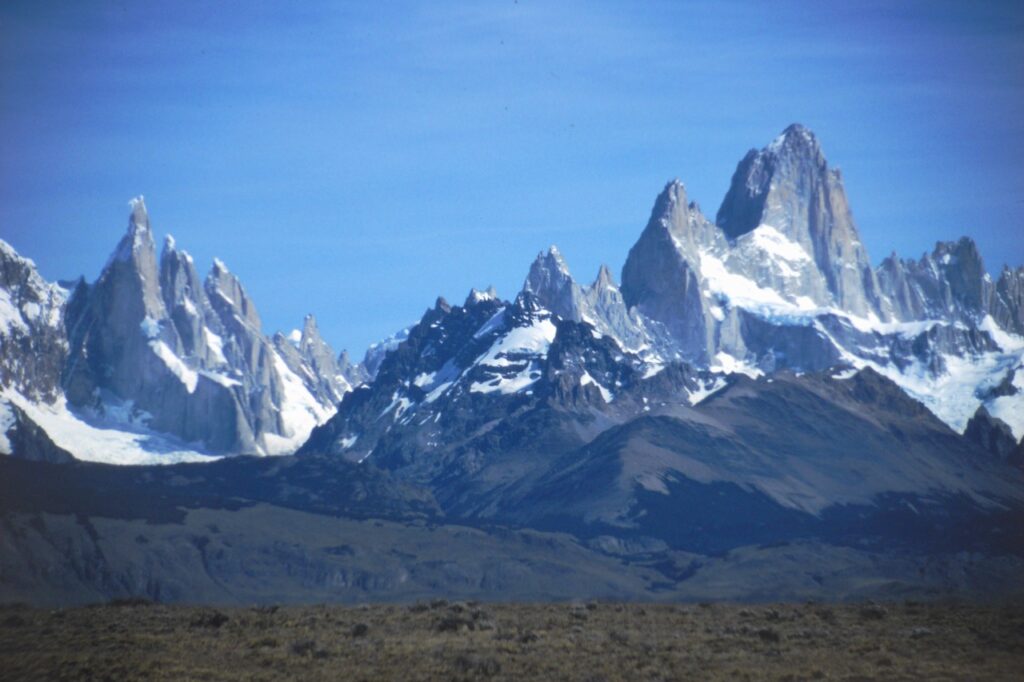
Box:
(716, 124), (887, 318)
(522, 247), (583, 322)
(877, 238), (993, 324)
(0, 401), (74, 463)
(60, 198), (340, 456)
(963, 406), (1019, 462)
(64, 200), (254, 452)
(525, 248), (650, 353)
(159, 236), (223, 369)
(873, 238), (1024, 339)
(621, 181), (714, 360)
(617, 129), (893, 370)
(5, 124), (1023, 470)
(0, 240), (67, 403)
(273, 314), (352, 407)
(611, 126), (1023, 423)
(993, 266), (1024, 335)
(336, 349), (368, 387)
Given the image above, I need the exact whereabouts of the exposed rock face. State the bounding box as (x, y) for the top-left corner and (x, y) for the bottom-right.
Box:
(59, 198), (342, 456)
(2, 127), (1024, 607)
(4, 124), (1023, 474)
(523, 246), (583, 322)
(621, 181), (714, 360)
(610, 126), (1022, 430)
(0, 240), (67, 403)
(617, 138), (893, 372)
(874, 238), (1024, 338)
(336, 349), (369, 387)
(64, 198), (172, 405)
(64, 200), (254, 452)
(299, 287), (737, 520)
(878, 238), (993, 324)
(273, 314), (352, 407)
(0, 401), (74, 463)
(299, 278), (1024, 554)
(993, 266), (1024, 336)
(716, 124), (886, 318)
(526, 249), (650, 353)
(159, 236), (223, 369)
(581, 264), (651, 351)
(298, 315), (351, 400)
(963, 407), (1019, 462)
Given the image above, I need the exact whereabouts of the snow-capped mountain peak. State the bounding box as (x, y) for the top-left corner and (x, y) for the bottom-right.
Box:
(3, 126), (1023, 468)
(764, 122), (824, 163)
(523, 245), (583, 322)
(128, 195), (149, 228)
(464, 286), (499, 306)
(40, 200), (351, 462)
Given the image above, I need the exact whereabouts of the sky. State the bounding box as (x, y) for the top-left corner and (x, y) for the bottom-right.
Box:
(1, 1), (1022, 356)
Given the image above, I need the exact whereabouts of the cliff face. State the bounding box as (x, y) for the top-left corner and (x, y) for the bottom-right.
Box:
(0, 240), (67, 404)
(57, 198), (341, 456)
(716, 124), (887, 318)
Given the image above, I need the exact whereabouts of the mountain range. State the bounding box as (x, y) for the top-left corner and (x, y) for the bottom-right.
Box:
(2, 125), (1022, 605)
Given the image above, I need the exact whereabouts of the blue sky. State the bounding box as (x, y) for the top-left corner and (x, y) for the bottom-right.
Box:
(2, 1), (1022, 355)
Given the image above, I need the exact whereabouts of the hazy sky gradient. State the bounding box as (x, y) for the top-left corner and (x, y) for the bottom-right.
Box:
(2, 1), (1022, 355)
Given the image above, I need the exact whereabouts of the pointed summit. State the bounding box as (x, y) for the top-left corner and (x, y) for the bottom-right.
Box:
(464, 286), (499, 307)
(96, 197), (166, 319)
(715, 125), (886, 317)
(109, 196), (158, 268)
(205, 257), (261, 330)
(128, 195), (149, 231)
(301, 313), (322, 345)
(650, 179), (687, 223)
(525, 246), (572, 289)
(277, 311), (351, 403)
(523, 245), (583, 321)
(765, 123), (825, 165)
(159, 233), (204, 312)
(929, 238), (989, 316)
(593, 264), (616, 290)
(716, 124), (831, 241)
(631, 179), (723, 262)
(621, 176), (720, 356)
(63, 197), (348, 457)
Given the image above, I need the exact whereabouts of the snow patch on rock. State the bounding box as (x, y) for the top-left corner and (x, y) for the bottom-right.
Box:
(2, 390), (218, 465)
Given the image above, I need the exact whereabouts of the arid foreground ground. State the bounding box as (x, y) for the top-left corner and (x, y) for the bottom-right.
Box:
(1, 600), (1022, 681)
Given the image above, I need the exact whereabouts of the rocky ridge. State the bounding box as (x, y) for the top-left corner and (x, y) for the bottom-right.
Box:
(3, 198), (355, 463)
(2, 126), (1024, 606)
(2, 125), (1023, 466)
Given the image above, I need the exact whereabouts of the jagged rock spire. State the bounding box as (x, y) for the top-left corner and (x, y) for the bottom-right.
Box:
(716, 124), (826, 241)
(523, 246), (582, 321)
(206, 257), (261, 330)
(715, 124), (886, 317)
(63, 198), (347, 455)
(620, 180), (715, 359)
(593, 264), (616, 290)
(0, 240), (67, 403)
(129, 195), (149, 225)
(464, 286), (498, 307)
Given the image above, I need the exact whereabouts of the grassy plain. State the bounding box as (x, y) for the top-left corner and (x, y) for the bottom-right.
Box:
(1, 600), (1022, 680)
